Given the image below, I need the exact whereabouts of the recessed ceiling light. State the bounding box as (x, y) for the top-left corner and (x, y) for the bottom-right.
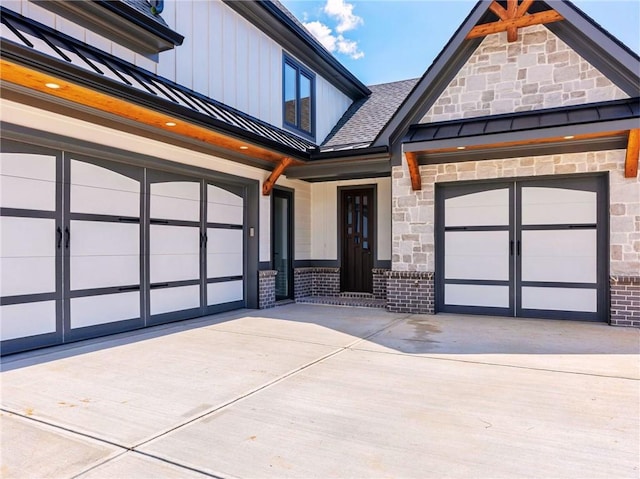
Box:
(564, 135), (575, 140)
(165, 121), (176, 127)
(45, 82), (61, 89)
(457, 146), (466, 150)
(239, 146), (249, 150)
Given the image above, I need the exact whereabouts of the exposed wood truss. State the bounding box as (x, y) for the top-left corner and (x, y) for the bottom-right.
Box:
(467, 1), (564, 42)
(0, 59), (305, 166)
(405, 151), (422, 191)
(625, 129), (639, 178)
(262, 157), (293, 196)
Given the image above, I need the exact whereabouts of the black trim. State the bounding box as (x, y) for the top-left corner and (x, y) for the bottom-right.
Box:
(293, 260), (340, 268)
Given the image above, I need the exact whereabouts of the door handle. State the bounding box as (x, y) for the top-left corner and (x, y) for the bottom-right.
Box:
(56, 227), (63, 249)
(509, 240), (514, 256)
(64, 227), (70, 249)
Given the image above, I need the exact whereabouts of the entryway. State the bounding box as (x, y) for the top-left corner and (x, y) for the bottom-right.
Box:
(435, 175), (607, 321)
(340, 187), (374, 293)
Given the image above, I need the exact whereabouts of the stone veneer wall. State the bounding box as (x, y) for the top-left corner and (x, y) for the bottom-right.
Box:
(392, 150), (640, 324)
(421, 24), (627, 123)
(294, 267), (340, 299)
(258, 270), (277, 309)
(610, 277), (640, 327)
(386, 271), (434, 314)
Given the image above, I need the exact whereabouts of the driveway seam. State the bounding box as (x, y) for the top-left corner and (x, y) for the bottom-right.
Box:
(131, 314), (412, 450)
(348, 346), (640, 381)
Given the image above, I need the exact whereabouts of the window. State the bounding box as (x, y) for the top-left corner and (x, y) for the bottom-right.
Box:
(283, 55), (315, 138)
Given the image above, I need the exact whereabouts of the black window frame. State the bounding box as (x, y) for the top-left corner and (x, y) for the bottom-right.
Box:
(282, 54), (316, 141)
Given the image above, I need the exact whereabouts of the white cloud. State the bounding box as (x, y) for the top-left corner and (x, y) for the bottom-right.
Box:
(336, 35), (364, 59)
(323, 0), (363, 33)
(303, 21), (337, 52)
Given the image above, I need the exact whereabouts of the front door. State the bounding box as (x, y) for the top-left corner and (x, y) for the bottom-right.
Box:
(436, 176), (607, 321)
(272, 189), (293, 300)
(341, 188), (374, 293)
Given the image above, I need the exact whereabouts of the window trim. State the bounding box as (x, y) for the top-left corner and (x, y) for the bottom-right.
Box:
(282, 54), (316, 141)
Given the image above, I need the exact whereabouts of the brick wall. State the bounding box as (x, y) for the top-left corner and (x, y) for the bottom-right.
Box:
(372, 268), (388, 300)
(294, 267), (340, 299)
(421, 24), (627, 123)
(386, 271), (434, 314)
(258, 270), (277, 309)
(610, 276), (640, 327)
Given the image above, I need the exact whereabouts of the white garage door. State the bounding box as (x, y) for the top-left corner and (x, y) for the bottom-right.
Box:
(1, 141), (247, 355)
(436, 176), (606, 321)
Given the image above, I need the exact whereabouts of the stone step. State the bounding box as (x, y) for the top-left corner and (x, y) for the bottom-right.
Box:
(296, 296), (386, 309)
(339, 292), (376, 299)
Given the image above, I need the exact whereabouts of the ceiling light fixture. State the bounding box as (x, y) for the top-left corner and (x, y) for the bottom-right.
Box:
(564, 135), (575, 140)
(239, 146), (249, 150)
(457, 146), (466, 150)
(165, 121), (176, 127)
(45, 82), (61, 89)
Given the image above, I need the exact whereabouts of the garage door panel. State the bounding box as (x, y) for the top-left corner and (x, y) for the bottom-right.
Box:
(70, 221), (139, 256)
(445, 284), (509, 308)
(445, 188), (509, 227)
(208, 229), (243, 254)
(521, 187), (596, 225)
(521, 287), (597, 312)
(150, 225), (199, 255)
(151, 255), (200, 283)
(208, 185), (243, 225)
(1, 175), (57, 212)
(150, 285), (200, 315)
(207, 253), (243, 278)
(70, 292), (140, 329)
(150, 182), (201, 222)
(0, 300), (57, 341)
(71, 256), (139, 290)
(207, 281), (243, 306)
(444, 231), (509, 281)
(1, 257), (57, 297)
(522, 230), (596, 283)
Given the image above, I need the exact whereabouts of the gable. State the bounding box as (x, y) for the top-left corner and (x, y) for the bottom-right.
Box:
(421, 23), (628, 124)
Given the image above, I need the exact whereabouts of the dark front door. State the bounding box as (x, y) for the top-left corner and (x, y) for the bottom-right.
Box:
(341, 188), (374, 293)
(273, 189), (293, 300)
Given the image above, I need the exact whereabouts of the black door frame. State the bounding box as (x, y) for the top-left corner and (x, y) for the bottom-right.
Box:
(272, 187), (294, 300)
(435, 174), (609, 321)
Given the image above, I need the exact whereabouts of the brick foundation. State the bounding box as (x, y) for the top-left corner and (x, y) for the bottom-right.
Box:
(372, 268), (388, 300)
(386, 271), (434, 314)
(258, 270), (277, 309)
(610, 276), (640, 327)
(294, 267), (340, 299)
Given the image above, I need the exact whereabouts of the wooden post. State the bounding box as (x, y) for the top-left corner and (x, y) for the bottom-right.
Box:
(262, 157), (293, 195)
(625, 129), (639, 178)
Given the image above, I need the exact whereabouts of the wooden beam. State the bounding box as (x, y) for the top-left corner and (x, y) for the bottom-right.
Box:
(405, 152), (422, 191)
(466, 10), (564, 39)
(0, 59), (304, 166)
(488, 1), (509, 21)
(625, 129), (639, 178)
(506, 0), (518, 42)
(262, 157), (293, 195)
(516, 0), (535, 17)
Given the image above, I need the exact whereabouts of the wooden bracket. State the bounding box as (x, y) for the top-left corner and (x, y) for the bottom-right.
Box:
(405, 152), (422, 191)
(625, 129), (639, 178)
(467, 1), (564, 42)
(262, 157), (293, 195)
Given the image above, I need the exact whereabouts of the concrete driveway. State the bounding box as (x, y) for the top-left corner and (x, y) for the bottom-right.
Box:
(1, 304), (638, 478)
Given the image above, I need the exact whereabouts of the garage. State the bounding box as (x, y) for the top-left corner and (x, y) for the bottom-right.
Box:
(0, 139), (253, 355)
(435, 175), (608, 321)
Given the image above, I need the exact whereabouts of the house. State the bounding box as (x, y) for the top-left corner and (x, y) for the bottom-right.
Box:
(1, 0), (638, 356)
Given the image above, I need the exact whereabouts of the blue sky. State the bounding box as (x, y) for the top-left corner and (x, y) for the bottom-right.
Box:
(280, 0), (640, 86)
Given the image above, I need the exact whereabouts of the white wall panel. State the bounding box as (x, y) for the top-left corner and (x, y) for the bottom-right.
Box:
(445, 231), (509, 281)
(0, 300), (56, 341)
(150, 285), (200, 315)
(522, 230), (597, 283)
(192, 0), (209, 95)
(70, 292), (139, 329)
(235, 16), (249, 114)
(445, 284), (509, 308)
(175, 0), (193, 89)
(1, 152), (57, 211)
(222, 6), (237, 108)
(522, 287), (597, 312)
(445, 189), (510, 227)
(521, 187), (597, 225)
(207, 280), (243, 305)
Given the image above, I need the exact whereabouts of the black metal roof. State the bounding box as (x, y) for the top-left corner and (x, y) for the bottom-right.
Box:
(321, 78), (419, 152)
(0, 7), (315, 157)
(404, 98), (640, 145)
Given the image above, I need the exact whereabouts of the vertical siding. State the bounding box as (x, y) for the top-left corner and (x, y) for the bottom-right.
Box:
(7, 0), (355, 144)
(310, 178), (391, 262)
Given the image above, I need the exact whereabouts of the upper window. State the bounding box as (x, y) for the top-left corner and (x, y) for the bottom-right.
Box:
(283, 55), (315, 139)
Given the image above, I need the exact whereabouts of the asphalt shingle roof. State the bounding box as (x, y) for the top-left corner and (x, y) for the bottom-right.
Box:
(121, 0), (170, 28)
(321, 78), (419, 151)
